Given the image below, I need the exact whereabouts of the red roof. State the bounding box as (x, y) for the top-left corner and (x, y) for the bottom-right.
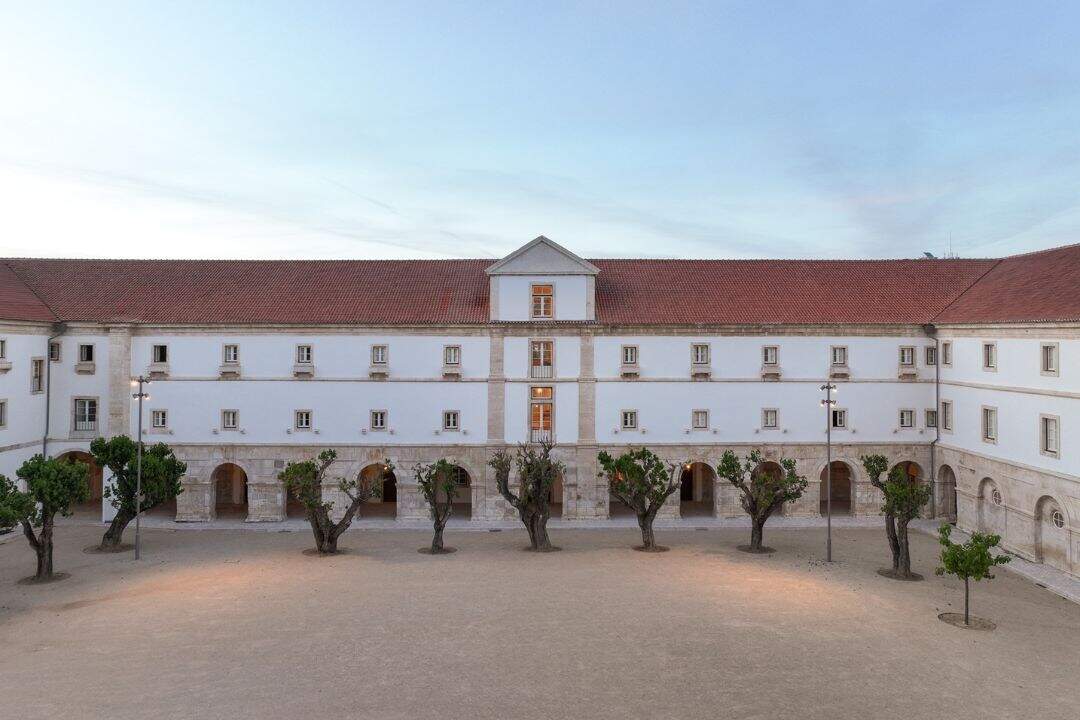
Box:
(0, 245), (1075, 326)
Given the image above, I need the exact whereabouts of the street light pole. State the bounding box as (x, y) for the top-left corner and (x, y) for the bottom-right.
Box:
(131, 376), (151, 560)
(820, 382), (837, 562)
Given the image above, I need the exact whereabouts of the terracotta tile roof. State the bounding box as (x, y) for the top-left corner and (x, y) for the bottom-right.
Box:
(0, 261), (57, 322)
(933, 243), (1080, 324)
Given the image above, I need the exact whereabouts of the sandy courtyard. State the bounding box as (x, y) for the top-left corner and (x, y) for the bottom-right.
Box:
(1, 523), (1077, 720)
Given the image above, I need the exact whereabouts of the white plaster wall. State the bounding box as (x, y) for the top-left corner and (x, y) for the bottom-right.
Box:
(0, 329), (50, 480)
(503, 336), (581, 379)
(504, 381), (579, 444)
(47, 334), (112, 441)
(495, 276), (588, 322)
(941, 336), (1078, 391)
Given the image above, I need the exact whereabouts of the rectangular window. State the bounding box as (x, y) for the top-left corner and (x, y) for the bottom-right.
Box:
(620, 410), (638, 430)
(371, 344), (388, 365)
(74, 398), (97, 432)
(443, 345), (460, 366)
(762, 345), (778, 366)
(77, 344), (93, 362)
(899, 346), (915, 367)
(530, 387), (553, 443)
(370, 410), (387, 430)
(296, 345), (312, 364)
(941, 400), (953, 431)
(223, 344), (239, 364)
(531, 284), (554, 319)
(941, 341), (952, 366)
(31, 358), (44, 393)
(621, 345), (638, 365)
(49, 342), (61, 362)
(0, 399), (6, 427)
(899, 409), (915, 428)
(691, 344), (710, 365)
(1040, 415), (1060, 457)
(981, 406), (997, 442)
(982, 342), (997, 370)
(152, 344), (168, 363)
(831, 408), (847, 429)
(762, 408), (778, 429)
(151, 409), (168, 428)
(0, 338), (6, 359)
(442, 410), (460, 431)
(222, 409), (239, 430)
(1041, 343), (1059, 375)
(925, 409), (938, 428)
(530, 340), (554, 379)
(831, 346), (848, 366)
(925, 346), (937, 366)
(295, 410), (312, 430)
(692, 409), (709, 430)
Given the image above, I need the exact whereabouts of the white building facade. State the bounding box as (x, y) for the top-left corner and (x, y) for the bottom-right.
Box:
(1, 237), (1077, 577)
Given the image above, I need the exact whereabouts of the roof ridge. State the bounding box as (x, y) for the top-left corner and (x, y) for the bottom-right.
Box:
(931, 258), (1006, 323)
(1, 259), (59, 322)
(999, 240), (1080, 259)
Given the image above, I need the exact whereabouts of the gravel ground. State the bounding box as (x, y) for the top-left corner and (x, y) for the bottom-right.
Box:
(1, 523), (1077, 720)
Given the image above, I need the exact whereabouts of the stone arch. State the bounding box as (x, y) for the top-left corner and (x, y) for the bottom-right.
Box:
(55, 450), (104, 517)
(936, 464), (958, 522)
(680, 461), (717, 518)
(359, 462), (398, 519)
(211, 462), (249, 518)
(819, 460), (854, 517)
(977, 477), (1005, 536)
(1034, 495), (1069, 572)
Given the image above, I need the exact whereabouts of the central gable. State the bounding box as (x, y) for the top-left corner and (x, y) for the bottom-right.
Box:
(486, 236), (598, 322)
(485, 236), (599, 276)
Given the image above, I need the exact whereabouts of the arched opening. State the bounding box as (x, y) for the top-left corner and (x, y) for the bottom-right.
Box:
(547, 471), (563, 520)
(888, 461), (925, 516)
(819, 461), (852, 516)
(360, 463), (397, 519)
(444, 465), (472, 520)
(680, 462), (716, 518)
(212, 463), (248, 519)
(57, 451), (103, 520)
(937, 464), (958, 522)
(1034, 496), (1068, 572)
(977, 478), (1004, 535)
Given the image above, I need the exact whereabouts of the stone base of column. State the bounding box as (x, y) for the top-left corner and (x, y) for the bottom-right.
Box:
(396, 482), (430, 521)
(787, 481), (821, 517)
(175, 481), (213, 522)
(247, 482), (285, 522)
(320, 482), (349, 523)
(715, 484), (743, 518)
(853, 481), (883, 516)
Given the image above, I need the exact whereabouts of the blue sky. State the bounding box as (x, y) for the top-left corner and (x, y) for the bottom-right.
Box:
(2, 1), (1079, 260)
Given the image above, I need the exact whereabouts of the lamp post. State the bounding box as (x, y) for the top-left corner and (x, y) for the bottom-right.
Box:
(820, 382), (837, 562)
(131, 376), (151, 560)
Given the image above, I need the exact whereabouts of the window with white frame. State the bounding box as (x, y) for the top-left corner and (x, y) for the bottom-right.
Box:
(295, 410), (312, 430)
(691, 343), (710, 365)
(981, 406), (997, 442)
(899, 409), (914, 428)
(442, 410), (460, 431)
(31, 358), (44, 393)
(371, 344), (388, 365)
(925, 409), (938, 428)
(621, 345), (638, 365)
(443, 345), (460, 366)
(831, 346), (848, 366)
(941, 341), (952, 366)
(74, 398), (97, 432)
(762, 408), (778, 429)
(1041, 343), (1059, 375)
(370, 410), (387, 431)
(899, 346), (915, 367)
(982, 342), (997, 370)
(223, 344), (239, 364)
(151, 344), (168, 363)
(531, 284), (554, 319)
(831, 408), (847, 429)
(692, 409), (709, 430)
(941, 400), (953, 431)
(620, 410), (638, 430)
(152, 409), (168, 429)
(78, 344), (94, 362)
(0, 399), (6, 427)
(296, 345), (312, 364)
(925, 346), (937, 366)
(1040, 415), (1060, 457)
(530, 340), (554, 379)
(49, 342), (61, 361)
(762, 345), (778, 366)
(222, 409), (239, 430)
(530, 387), (553, 442)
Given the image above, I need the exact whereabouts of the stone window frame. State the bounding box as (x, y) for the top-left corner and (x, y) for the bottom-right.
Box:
(150, 408), (168, 430)
(222, 344), (240, 364)
(691, 408), (709, 430)
(442, 409), (460, 432)
(830, 345), (848, 367)
(0, 398), (6, 428)
(442, 344), (461, 366)
(898, 408), (915, 429)
(49, 341), (61, 362)
(221, 409), (239, 430)
(295, 344), (313, 365)
(940, 400), (954, 433)
(924, 346), (937, 366)
(982, 341), (997, 372)
(1039, 413), (1060, 459)
(830, 407), (848, 430)
(761, 407), (779, 430)
(1051, 509), (1065, 529)
(530, 283), (554, 320)
(78, 343), (95, 363)
(925, 409), (938, 429)
(294, 409), (313, 431)
(30, 357), (44, 394)
(370, 409), (387, 431)
(620, 409), (638, 430)
(71, 396), (99, 437)
(761, 345), (779, 366)
(151, 343), (168, 364)
(691, 343), (710, 366)
(528, 338), (555, 379)
(1040, 342), (1059, 377)
(620, 344), (639, 366)
(371, 344), (389, 366)
(898, 345), (916, 368)
(0, 337), (6, 359)
(941, 341), (953, 367)
(981, 405), (998, 444)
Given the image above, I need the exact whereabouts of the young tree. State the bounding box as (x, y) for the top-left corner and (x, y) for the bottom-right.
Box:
(414, 459), (459, 554)
(862, 455), (932, 579)
(597, 447), (682, 551)
(716, 449), (806, 553)
(279, 450), (391, 555)
(90, 436), (186, 551)
(0, 455), (89, 581)
(491, 442), (564, 552)
(935, 524), (1010, 628)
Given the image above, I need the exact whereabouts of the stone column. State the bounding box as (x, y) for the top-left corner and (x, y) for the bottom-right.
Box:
(175, 477), (214, 521)
(487, 329), (505, 444)
(716, 483), (743, 518)
(321, 480), (349, 523)
(106, 325), (133, 437)
(247, 481), (285, 522)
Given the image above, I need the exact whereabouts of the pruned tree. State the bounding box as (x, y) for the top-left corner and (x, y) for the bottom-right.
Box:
(597, 447), (682, 551)
(0, 455), (89, 581)
(862, 454), (931, 579)
(716, 449), (806, 553)
(279, 449), (391, 555)
(91, 435), (186, 551)
(490, 442), (564, 552)
(935, 524), (1010, 627)
(414, 459), (459, 554)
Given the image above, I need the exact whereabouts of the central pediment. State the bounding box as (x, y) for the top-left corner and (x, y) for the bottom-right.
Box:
(485, 236), (599, 276)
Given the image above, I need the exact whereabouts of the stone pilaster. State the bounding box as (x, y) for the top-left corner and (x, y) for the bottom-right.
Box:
(396, 476), (429, 521)
(487, 329), (505, 443)
(106, 325), (133, 437)
(175, 478), (213, 521)
(246, 481), (285, 522)
(577, 332), (596, 444)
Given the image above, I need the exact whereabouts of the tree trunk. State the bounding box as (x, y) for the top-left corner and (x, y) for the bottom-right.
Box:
(431, 523), (445, 553)
(884, 512), (900, 572)
(964, 577), (970, 626)
(36, 520), (54, 579)
(100, 510), (134, 549)
(895, 519), (912, 577)
(750, 519), (764, 551)
(529, 512), (552, 551)
(637, 511), (656, 550)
